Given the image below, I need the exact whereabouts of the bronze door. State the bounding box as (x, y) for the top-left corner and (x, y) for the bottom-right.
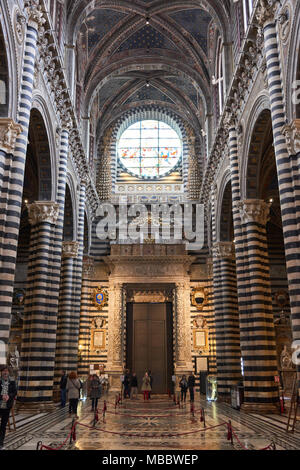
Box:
(132, 303), (167, 394)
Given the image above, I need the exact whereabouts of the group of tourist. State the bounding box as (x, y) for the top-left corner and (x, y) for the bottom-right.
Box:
(179, 373), (196, 402)
(59, 370), (108, 415)
(122, 370), (154, 401)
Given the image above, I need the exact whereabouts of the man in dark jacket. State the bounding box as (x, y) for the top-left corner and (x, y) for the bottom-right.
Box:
(0, 367), (17, 449)
(60, 370), (68, 408)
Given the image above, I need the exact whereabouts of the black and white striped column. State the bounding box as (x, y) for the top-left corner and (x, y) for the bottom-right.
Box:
(71, 178), (88, 374)
(18, 201), (59, 407)
(212, 242), (242, 398)
(78, 256), (94, 377)
(54, 241), (79, 393)
(0, 7), (43, 357)
(257, 1), (300, 388)
(237, 199), (279, 411)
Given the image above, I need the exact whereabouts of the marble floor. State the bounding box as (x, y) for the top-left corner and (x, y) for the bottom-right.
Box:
(2, 394), (300, 451)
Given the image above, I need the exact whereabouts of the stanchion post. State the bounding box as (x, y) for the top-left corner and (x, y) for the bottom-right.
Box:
(227, 420), (233, 445)
(36, 441), (42, 451)
(203, 408), (206, 428)
(69, 418), (75, 445)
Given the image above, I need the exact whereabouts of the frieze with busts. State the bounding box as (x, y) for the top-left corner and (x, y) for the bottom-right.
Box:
(282, 120), (300, 156)
(27, 201), (60, 226)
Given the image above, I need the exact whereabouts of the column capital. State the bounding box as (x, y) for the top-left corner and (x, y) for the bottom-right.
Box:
(281, 119), (300, 155)
(213, 241), (235, 259)
(0, 118), (23, 154)
(25, 1), (46, 30)
(62, 241), (79, 259)
(237, 199), (271, 225)
(27, 201), (60, 226)
(256, 0), (279, 28)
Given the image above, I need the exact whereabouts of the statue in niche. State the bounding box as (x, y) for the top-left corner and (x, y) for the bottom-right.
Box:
(8, 345), (20, 372)
(280, 345), (293, 370)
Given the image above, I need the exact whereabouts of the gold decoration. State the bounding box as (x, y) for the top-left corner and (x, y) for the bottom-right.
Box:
(92, 287), (108, 311)
(193, 329), (209, 351)
(191, 287), (208, 311)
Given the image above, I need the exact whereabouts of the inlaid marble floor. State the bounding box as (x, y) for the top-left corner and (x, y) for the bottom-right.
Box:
(3, 394), (300, 451)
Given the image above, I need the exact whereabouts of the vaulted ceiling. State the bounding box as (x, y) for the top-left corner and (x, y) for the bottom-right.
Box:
(66, 0), (232, 140)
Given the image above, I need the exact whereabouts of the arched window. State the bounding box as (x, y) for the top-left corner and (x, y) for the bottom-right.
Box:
(0, 81), (6, 105)
(117, 120), (182, 179)
(215, 37), (225, 116)
(242, 0), (254, 32)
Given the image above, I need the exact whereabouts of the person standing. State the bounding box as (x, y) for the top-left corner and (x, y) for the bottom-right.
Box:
(130, 373), (138, 399)
(179, 375), (188, 402)
(148, 370), (153, 399)
(0, 367), (17, 449)
(123, 369), (131, 399)
(90, 374), (101, 411)
(66, 371), (81, 417)
(188, 372), (196, 402)
(141, 372), (151, 401)
(59, 370), (68, 408)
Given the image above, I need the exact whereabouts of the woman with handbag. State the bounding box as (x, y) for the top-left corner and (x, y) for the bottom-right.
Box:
(66, 371), (81, 417)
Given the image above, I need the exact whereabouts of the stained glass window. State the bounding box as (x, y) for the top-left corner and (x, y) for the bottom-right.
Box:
(118, 120), (182, 179)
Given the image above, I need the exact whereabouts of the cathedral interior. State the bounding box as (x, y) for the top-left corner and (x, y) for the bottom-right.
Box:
(0, 0), (300, 452)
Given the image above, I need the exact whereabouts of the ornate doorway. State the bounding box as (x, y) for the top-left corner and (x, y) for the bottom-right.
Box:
(126, 302), (173, 394)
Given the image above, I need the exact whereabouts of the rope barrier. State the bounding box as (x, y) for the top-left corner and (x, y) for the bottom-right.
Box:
(37, 400), (276, 451)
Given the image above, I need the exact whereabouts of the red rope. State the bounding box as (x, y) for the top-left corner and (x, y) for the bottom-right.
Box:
(76, 420), (227, 438)
(107, 409), (203, 418)
(40, 422), (77, 451)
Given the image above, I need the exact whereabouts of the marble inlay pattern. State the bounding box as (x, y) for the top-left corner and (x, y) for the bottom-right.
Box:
(3, 395), (300, 451)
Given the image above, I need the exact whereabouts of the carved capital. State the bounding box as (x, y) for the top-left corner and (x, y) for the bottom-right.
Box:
(25, 1), (46, 30)
(62, 241), (79, 259)
(0, 118), (23, 154)
(237, 199), (271, 225)
(27, 201), (60, 226)
(281, 120), (300, 155)
(256, 0), (279, 28)
(213, 242), (235, 259)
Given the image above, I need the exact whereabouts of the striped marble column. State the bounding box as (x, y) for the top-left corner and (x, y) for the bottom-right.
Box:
(257, 0), (300, 388)
(78, 256), (94, 377)
(237, 199), (279, 412)
(0, 5), (44, 358)
(206, 257), (217, 374)
(18, 201), (59, 408)
(53, 241), (79, 395)
(71, 178), (87, 374)
(212, 242), (242, 399)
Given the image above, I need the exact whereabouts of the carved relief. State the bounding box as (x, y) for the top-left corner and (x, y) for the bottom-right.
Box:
(213, 242), (235, 259)
(237, 199), (271, 225)
(278, 4), (291, 43)
(62, 241), (79, 259)
(282, 120), (300, 155)
(14, 9), (26, 44)
(0, 118), (23, 154)
(256, 0), (279, 27)
(27, 201), (60, 226)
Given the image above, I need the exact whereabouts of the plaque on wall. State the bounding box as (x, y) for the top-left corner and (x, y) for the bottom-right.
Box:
(91, 329), (105, 351)
(193, 329), (209, 351)
(196, 356), (208, 373)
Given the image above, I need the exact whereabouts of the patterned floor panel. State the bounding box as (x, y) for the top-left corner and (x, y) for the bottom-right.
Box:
(2, 395), (299, 451)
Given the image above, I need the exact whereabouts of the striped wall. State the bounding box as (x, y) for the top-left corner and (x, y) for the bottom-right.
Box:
(0, 25), (38, 356)
(263, 20), (300, 388)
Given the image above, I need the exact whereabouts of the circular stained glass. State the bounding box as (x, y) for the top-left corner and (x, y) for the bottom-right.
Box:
(118, 120), (182, 179)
